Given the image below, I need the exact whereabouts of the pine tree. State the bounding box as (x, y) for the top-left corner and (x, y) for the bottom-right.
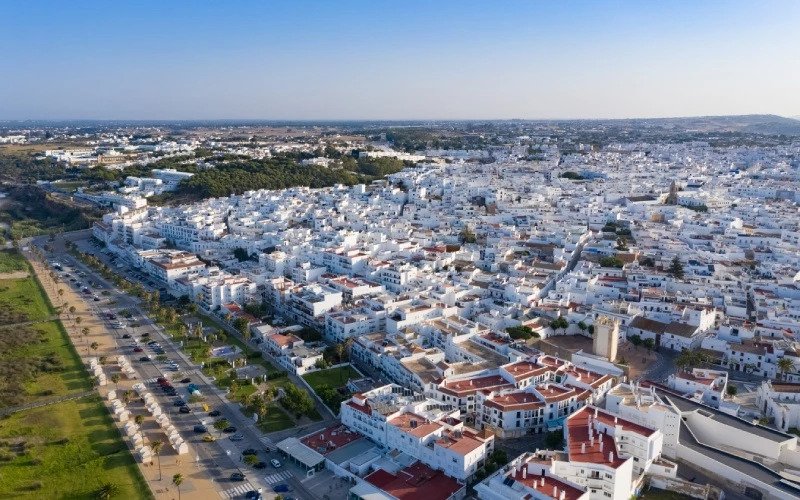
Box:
(668, 256), (684, 279)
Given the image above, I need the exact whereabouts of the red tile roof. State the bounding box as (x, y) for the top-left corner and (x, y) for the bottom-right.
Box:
(365, 461), (463, 500)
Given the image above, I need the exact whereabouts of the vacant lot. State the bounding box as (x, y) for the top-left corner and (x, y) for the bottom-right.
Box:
(0, 395), (152, 499)
(0, 277), (55, 323)
(0, 250), (30, 274)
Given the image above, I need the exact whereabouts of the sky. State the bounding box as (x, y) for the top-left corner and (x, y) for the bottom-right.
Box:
(1, 0), (798, 121)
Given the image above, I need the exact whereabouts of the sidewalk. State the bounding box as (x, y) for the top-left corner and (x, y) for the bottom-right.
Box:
(26, 248), (223, 500)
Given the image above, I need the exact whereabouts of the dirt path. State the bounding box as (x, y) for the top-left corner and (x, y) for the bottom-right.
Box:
(0, 271), (30, 279)
(24, 251), (223, 500)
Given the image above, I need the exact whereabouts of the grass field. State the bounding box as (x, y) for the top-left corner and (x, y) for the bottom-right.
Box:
(18, 321), (92, 402)
(51, 181), (85, 192)
(639, 490), (694, 500)
(0, 277), (56, 321)
(303, 365), (361, 390)
(0, 395), (153, 499)
(0, 250), (30, 274)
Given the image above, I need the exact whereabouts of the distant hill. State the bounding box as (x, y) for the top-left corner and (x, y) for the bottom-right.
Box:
(586, 114), (800, 135)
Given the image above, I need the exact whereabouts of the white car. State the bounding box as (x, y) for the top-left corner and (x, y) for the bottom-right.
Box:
(270, 459), (282, 468)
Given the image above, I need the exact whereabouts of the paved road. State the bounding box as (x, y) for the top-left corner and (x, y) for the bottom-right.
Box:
(47, 234), (325, 500)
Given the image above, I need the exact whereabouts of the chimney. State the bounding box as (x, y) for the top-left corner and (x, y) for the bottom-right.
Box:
(560, 491), (566, 500)
(581, 442), (586, 453)
(609, 451), (614, 462)
(594, 407), (598, 418)
(522, 467), (527, 479)
(541, 477), (545, 486)
(614, 416), (618, 424)
(590, 435), (594, 446)
(599, 439), (604, 453)
(512, 468), (516, 478)
(553, 486), (558, 497)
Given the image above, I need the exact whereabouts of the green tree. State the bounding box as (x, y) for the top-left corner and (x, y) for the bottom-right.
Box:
(726, 385), (738, 397)
(151, 440), (163, 480)
(459, 225), (477, 244)
(213, 418), (230, 436)
(546, 431), (564, 449)
(244, 454), (259, 466)
(642, 338), (655, 352)
(94, 482), (119, 500)
(599, 256), (624, 268)
(778, 358), (795, 381)
(172, 474), (184, 500)
(629, 334), (642, 350)
(668, 256), (685, 279)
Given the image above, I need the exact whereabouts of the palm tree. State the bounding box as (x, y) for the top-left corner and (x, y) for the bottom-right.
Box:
(57, 288), (64, 302)
(69, 305), (76, 318)
(95, 482), (119, 500)
(90, 341), (99, 357)
(82, 327), (90, 345)
(111, 374), (120, 392)
(225, 312), (233, 324)
(172, 473), (184, 500)
(778, 358), (795, 381)
(75, 315), (82, 328)
(134, 414), (145, 443)
(151, 440), (163, 480)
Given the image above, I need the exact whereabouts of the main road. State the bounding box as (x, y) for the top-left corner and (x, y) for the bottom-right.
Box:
(37, 233), (323, 500)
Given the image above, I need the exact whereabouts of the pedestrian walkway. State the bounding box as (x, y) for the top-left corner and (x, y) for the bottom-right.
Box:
(221, 482), (255, 498)
(264, 471), (293, 484)
(0, 390), (95, 416)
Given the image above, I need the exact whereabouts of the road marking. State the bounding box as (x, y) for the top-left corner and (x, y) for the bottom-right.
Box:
(221, 482), (254, 498)
(264, 471), (292, 484)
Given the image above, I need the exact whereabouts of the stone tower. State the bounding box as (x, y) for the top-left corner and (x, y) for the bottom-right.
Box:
(593, 315), (620, 362)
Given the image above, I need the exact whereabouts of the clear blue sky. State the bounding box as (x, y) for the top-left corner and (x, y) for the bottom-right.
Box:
(1, 0), (798, 120)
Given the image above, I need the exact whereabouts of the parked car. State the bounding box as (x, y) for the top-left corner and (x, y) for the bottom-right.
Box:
(173, 400), (186, 407)
(139, 356), (150, 362)
(208, 410), (221, 417)
(270, 459), (282, 468)
(253, 462), (267, 470)
(229, 434), (244, 441)
(230, 473), (246, 482)
(202, 435), (216, 442)
(223, 426), (237, 433)
(272, 484), (289, 493)
(133, 347), (143, 352)
(245, 491), (263, 499)
(242, 448), (257, 456)
(180, 378), (191, 383)
(122, 334), (131, 339)
(179, 406), (191, 414)
(193, 425), (207, 433)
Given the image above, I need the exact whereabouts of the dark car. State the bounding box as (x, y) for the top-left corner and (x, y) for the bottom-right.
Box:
(208, 410), (221, 417)
(173, 399), (186, 406)
(230, 473), (246, 481)
(93, 297), (100, 301)
(253, 461), (267, 470)
(148, 341), (159, 346)
(245, 491), (263, 499)
(180, 378), (191, 383)
(179, 406), (191, 414)
(133, 347), (143, 352)
(223, 426), (237, 433)
(242, 448), (257, 456)
(272, 484), (289, 493)
(122, 334), (131, 339)
(139, 356), (150, 362)
(193, 425), (208, 433)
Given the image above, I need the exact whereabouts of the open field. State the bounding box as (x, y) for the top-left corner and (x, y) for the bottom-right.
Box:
(303, 365), (361, 390)
(0, 394), (152, 499)
(17, 321), (92, 402)
(0, 277), (55, 322)
(0, 250), (30, 274)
